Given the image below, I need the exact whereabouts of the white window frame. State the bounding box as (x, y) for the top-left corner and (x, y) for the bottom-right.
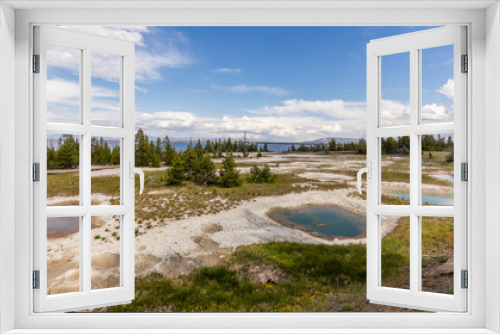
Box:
(1, 1), (499, 333)
(366, 26), (467, 312)
(33, 26), (136, 313)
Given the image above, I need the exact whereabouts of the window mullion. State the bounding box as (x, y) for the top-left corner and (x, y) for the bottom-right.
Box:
(409, 47), (420, 295)
(81, 47), (92, 295)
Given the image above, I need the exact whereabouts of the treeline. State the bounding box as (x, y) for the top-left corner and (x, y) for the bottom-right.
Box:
(287, 135), (454, 156)
(135, 129), (271, 168)
(91, 137), (120, 165)
(47, 135), (121, 169)
(134, 129), (276, 187)
(165, 150), (242, 187)
(164, 145), (276, 188)
(47, 135), (80, 169)
(381, 135), (453, 156)
(290, 138), (367, 154)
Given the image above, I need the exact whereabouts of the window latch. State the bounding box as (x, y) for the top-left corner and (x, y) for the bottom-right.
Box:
(129, 162), (145, 195)
(357, 162), (371, 195)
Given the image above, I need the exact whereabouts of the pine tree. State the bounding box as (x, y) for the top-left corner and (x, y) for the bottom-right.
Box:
(219, 153), (241, 188)
(194, 139), (204, 158)
(182, 147), (198, 179)
(194, 155), (218, 186)
(57, 135), (78, 169)
(102, 142), (112, 164)
(249, 164), (276, 183)
(384, 137), (397, 154)
(328, 139), (337, 151)
(47, 145), (57, 169)
(111, 146), (120, 165)
(205, 140), (213, 154)
(163, 136), (175, 165)
(135, 129), (151, 167)
(156, 138), (163, 163)
(357, 138), (367, 154)
(166, 153), (185, 185)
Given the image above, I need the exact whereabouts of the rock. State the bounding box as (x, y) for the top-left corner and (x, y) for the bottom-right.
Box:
(436, 261), (454, 275)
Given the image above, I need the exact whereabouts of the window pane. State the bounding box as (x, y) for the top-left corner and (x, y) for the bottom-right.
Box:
(380, 136), (410, 205)
(91, 137), (121, 205)
(47, 134), (81, 206)
(421, 217), (454, 295)
(380, 52), (410, 127)
(421, 45), (454, 124)
(91, 52), (121, 127)
(47, 216), (80, 295)
(91, 215), (121, 290)
(381, 216), (410, 289)
(421, 134), (454, 206)
(46, 44), (81, 124)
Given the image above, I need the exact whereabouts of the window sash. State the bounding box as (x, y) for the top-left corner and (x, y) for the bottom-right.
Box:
(366, 26), (467, 312)
(33, 25), (136, 313)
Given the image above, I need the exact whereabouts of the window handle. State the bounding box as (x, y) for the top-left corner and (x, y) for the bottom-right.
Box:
(357, 162), (371, 195)
(129, 162), (145, 195)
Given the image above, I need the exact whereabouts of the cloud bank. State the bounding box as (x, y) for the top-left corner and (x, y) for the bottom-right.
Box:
(52, 26), (192, 83)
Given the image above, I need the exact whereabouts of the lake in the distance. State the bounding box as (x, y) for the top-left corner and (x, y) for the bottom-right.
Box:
(171, 142), (294, 153)
(268, 206), (366, 239)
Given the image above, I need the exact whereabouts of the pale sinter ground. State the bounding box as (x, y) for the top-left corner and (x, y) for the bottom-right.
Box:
(46, 152), (453, 295)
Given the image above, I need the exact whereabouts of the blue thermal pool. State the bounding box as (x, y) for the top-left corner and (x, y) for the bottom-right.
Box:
(268, 206), (366, 239)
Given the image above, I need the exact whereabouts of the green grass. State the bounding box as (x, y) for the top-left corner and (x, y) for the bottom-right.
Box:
(47, 173), (80, 197)
(105, 243), (386, 313)
(47, 172), (120, 198)
(102, 215), (453, 313)
(46, 169), (349, 227)
(133, 172), (348, 225)
(380, 153), (454, 187)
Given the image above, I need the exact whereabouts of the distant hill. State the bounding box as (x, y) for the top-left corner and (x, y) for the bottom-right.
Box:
(48, 134), (362, 148)
(47, 135), (120, 149)
(305, 137), (361, 145)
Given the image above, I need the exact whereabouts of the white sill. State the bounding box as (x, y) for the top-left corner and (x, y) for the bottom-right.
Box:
(4, 329), (497, 334)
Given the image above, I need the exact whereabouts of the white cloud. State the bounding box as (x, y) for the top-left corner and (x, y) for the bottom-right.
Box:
(47, 78), (118, 104)
(47, 78), (80, 106)
(211, 84), (290, 96)
(136, 111), (197, 130)
(47, 78), (121, 126)
(63, 26), (150, 46)
(250, 99), (366, 120)
(421, 103), (453, 123)
(50, 26), (192, 83)
(380, 99), (453, 126)
(134, 110), (347, 142)
(215, 68), (242, 74)
(379, 99), (410, 127)
(437, 78), (454, 99)
(135, 85), (148, 93)
(135, 49), (191, 81)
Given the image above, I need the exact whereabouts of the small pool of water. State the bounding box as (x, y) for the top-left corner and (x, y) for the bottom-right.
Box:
(268, 206), (366, 239)
(390, 193), (454, 205)
(47, 217), (100, 238)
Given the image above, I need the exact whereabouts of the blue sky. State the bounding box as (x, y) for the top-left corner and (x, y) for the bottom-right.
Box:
(47, 26), (454, 141)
